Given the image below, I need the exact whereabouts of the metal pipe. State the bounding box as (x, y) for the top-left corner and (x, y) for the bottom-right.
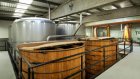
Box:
(73, 23), (83, 36)
(19, 57), (22, 79)
(28, 66), (31, 79)
(46, 35), (74, 41)
(116, 45), (118, 61)
(80, 13), (83, 25)
(73, 13), (83, 36)
(48, 4), (51, 20)
(130, 38), (133, 52)
(46, 34), (86, 41)
(124, 40), (126, 57)
(31, 68), (35, 79)
(103, 48), (106, 70)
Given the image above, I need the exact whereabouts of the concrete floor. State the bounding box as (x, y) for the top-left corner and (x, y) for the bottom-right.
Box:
(0, 46), (139, 79)
(96, 46), (140, 79)
(0, 51), (16, 79)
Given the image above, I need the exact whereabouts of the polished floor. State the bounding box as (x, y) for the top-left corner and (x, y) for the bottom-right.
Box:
(0, 51), (16, 79)
(96, 46), (140, 79)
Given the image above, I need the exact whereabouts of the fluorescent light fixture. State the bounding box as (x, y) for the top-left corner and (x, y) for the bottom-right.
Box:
(85, 12), (91, 15)
(13, 13), (23, 17)
(67, 21), (78, 23)
(16, 3), (30, 9)
(89, 9), (100, 13)
(0, 2), (9, 6)
(13, 0), (33, 17)
(102, 5), (117, 10)
(118, 1), (133, 8)
(19, 0), (33, 4)
(15, 9), (26, 13)
(54, 19), (60, 21)
(82, 12), (92, 15)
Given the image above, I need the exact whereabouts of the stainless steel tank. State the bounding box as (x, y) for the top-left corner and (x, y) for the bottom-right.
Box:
(55, 23), (85, 40)
(56, 24), (85, 35)
(9, 17), (56, 45)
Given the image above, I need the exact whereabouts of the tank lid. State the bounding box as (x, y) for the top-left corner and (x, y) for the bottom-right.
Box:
(14, 17), (53, 22)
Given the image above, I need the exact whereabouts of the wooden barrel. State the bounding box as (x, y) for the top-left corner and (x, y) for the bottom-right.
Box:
(18, 41), (85, 79)
(80, 37), (118, 77)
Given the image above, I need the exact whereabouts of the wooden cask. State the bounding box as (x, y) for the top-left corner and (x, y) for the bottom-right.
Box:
(80, 37), (118, 76)
(18, 41), (85, 79)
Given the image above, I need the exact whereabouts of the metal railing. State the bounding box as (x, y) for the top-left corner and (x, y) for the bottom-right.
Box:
(46, 35), (86, 41)
(0, 38), (8, 51)
(7, 38), (133, 79)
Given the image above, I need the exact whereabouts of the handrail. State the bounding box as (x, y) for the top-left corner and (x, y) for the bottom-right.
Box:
(32, 41), (120, 68)
(46, 34), (86, 41)
(9, 38), (133, 79)
(46, 35), (74, 41)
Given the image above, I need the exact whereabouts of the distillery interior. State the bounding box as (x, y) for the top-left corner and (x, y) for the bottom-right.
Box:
(0, 0), (140, 79)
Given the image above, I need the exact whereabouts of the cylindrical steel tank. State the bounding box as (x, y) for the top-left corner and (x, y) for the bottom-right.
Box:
(56, 24), (85, 35)
(9, 17), (56, 45)
(55, 23), (85, 40)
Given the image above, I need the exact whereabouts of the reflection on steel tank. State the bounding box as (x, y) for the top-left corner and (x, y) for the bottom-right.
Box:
(9, 17), (56, 45)
(56, 23), (85, 40)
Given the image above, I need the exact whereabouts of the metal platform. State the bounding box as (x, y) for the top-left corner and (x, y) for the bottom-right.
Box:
(0, 51), (16, 79)
(96, 46), (140, 79)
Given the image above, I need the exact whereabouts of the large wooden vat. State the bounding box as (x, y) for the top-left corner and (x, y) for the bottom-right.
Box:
(18, 41), (85, 79)
(80, 37), (118, 77)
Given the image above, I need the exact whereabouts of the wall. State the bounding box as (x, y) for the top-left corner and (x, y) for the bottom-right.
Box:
(85, 27), (93, 37)
(0, 20), (13, 38)
(110, 24), (140, 42)
(86, 23), (140, 42)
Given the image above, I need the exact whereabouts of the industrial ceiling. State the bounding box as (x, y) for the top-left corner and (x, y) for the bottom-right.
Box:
(52, 0), (139, 23)
(0, 0), (66, 20)
(0, 0), (139, 22)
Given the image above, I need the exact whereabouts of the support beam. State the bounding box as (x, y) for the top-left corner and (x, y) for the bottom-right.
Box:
(106, 25), (110, 37)
(48, 4), (51, 20)
(93, 27), (98, 37)
(49, 0), (122, 19)
(80, 13), (83, 25)
(34, 0), (60, 6)
(83, 6), (140, 26)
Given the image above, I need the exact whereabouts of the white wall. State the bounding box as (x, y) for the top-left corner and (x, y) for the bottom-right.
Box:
(0, 20), (13, 38)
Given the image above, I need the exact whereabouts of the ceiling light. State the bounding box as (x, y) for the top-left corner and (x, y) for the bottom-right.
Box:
(0, 2), (10, 6)
(116, 1), (133, 8)
(16, 3), (29, 9)
(19, 0), (33, 4)
(89, 9), (100, 13)
(67, 21), (78, 23)
(15, 9), (26, 13)
(13, 0), (33, 17)
(85, 12), (91, 15)
(82, 12), (92, 15)
(54, 19), (60, 21)
(13, 13), (23, 17)
(102, 5), (117, 10)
